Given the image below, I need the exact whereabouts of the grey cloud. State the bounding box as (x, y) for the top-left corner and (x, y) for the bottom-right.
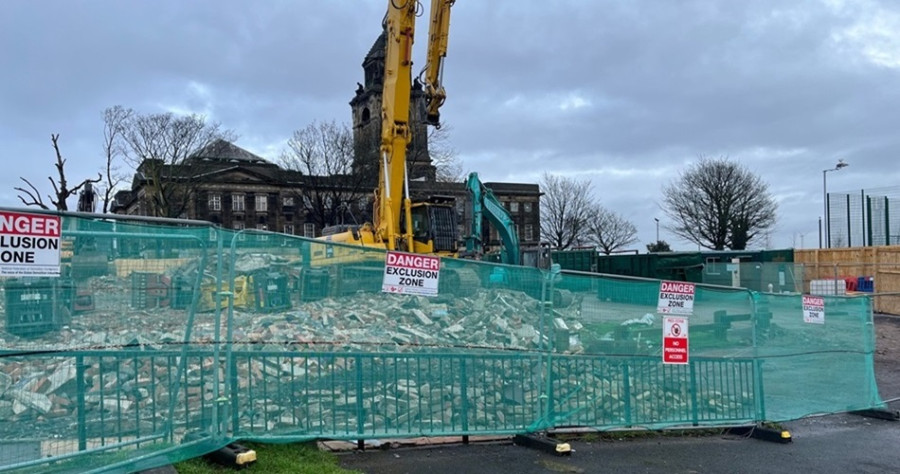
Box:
(2, 0), (899, 249)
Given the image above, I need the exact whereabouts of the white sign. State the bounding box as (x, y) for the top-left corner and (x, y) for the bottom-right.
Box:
(382, 251), (441, 296)
(657, 280), (695, 315)
(0, 211), (61, 277)
(663, 316), (689, 365)
(802, 294), (825, 324)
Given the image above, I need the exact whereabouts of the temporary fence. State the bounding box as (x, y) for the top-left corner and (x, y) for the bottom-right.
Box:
(0, 208), (885, 473)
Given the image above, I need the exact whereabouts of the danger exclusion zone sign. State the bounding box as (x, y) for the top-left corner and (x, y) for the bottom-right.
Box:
(382, 251), (441, 296)
(0, 210), (61, 277)
(802, 294), (825, 324)
(657, 280), (695, 315)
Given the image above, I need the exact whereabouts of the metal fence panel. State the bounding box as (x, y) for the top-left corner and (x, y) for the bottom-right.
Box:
(0, 208), (884, 472)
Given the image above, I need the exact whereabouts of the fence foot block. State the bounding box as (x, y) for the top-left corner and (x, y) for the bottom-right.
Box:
(851, 408), (900, 421)
(728, 424), (792, 444)
(513, 434), (572, 456)
(204, 443), (257, 469)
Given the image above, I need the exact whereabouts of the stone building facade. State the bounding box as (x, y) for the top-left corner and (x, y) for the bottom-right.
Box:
(111, 140), (318, 237)
(349, 31), (436, 183)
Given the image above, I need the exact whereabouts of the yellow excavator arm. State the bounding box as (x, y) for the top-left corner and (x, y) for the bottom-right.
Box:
(375, 0), (455, 253)
(423, 0), (455, 127)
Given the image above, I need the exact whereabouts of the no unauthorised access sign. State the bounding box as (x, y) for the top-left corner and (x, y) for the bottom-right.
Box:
(382, 251), (441, 296)
(663, 316), (689, 365)
(657, 280), (695, 315)
(0, 210), (61, 277)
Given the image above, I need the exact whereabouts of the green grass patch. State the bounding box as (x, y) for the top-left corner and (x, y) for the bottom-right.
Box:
(175, 441), (360, 474)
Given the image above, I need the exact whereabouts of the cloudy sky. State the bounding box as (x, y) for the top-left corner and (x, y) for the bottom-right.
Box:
(2, 0), (899, 250)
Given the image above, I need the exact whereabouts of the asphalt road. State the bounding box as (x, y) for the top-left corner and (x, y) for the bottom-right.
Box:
(338, 408), (900, 474)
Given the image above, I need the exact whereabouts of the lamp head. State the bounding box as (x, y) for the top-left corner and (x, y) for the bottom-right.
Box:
(836, 159), (848, 170)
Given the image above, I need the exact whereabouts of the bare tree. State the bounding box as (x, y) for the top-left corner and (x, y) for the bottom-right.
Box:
(662, 156), (776, 250)
(117, 110), (234, 218)
(99, 106), (132, 213)
(539, 173), (594, 250)
(587, 205), (638, 254)
(280, 120), (374, 230)
(426, 125), (465, 183)
(16, 134), (101, 211)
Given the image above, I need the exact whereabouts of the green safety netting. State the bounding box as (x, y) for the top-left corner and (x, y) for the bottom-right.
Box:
(0, 210), (883, 473)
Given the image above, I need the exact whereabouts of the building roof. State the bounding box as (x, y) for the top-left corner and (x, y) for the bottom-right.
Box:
(188, 139), (272, 165)
(365, 31), (386, 63)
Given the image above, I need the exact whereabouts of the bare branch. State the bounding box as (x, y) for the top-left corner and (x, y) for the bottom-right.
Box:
(427, 124), (464, 183)
(117, 110), (234, 217)
(539, 173), (594, 250)
(14, 178), (50, 210)
(100, 106), (133, 213)
(587, 205), (638, 254)
(50, 133), (69, 210)
(17, 134), (100, 211)
(279, 120), (370, 230)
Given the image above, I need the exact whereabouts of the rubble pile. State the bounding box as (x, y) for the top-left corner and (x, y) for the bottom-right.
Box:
(232, 289), (584, 353)
(0, 276), (754, 441)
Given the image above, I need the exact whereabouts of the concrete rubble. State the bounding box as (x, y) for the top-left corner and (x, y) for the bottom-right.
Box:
(0, 270), (755, 441)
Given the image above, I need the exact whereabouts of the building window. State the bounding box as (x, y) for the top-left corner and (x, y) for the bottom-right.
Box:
(233, 221), (245, 241)
(208, 194), (221, 211)
(523, 202), (532, 213)
(255, 195), (268, 212)
(304, 223), (316, 237)
(510, 201), (519, 213)
(209, 228), (218, 241)
(232, 194), (245, 212)
(525, 224), (534, 241)
(256, 223), (268, 241)
(283, 196), (294, 207)
(284, 224), (294, 235)
(705, 257), (721, 275)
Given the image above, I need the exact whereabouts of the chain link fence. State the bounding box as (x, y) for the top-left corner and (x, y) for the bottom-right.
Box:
(827, 185), (900, 247)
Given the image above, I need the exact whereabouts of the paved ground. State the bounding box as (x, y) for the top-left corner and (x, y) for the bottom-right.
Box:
(339, 414), (900, 474)
(338, 315), (900, 474)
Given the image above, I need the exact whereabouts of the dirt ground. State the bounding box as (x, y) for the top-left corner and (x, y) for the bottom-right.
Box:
(874, 314), (900, 402)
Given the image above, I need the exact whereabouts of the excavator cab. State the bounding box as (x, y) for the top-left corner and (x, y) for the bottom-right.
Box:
(406, 197), (458, 255)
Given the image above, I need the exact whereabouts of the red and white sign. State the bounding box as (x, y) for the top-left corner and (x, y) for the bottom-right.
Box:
(0, 211), (61, 277)
(657, 280), (695, 315)
(802, 294), (825, 324)
(382, 251), (441, 296)
(663, 316), (689, 365)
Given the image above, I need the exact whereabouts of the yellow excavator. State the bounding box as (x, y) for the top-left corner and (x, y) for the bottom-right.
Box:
(320, 0), (460, 258)
(303, 0), (529, 299)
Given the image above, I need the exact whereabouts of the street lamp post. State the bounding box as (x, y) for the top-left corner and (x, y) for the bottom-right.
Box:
(822, 159), (849, 248)
(654, 218), (659, 243)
